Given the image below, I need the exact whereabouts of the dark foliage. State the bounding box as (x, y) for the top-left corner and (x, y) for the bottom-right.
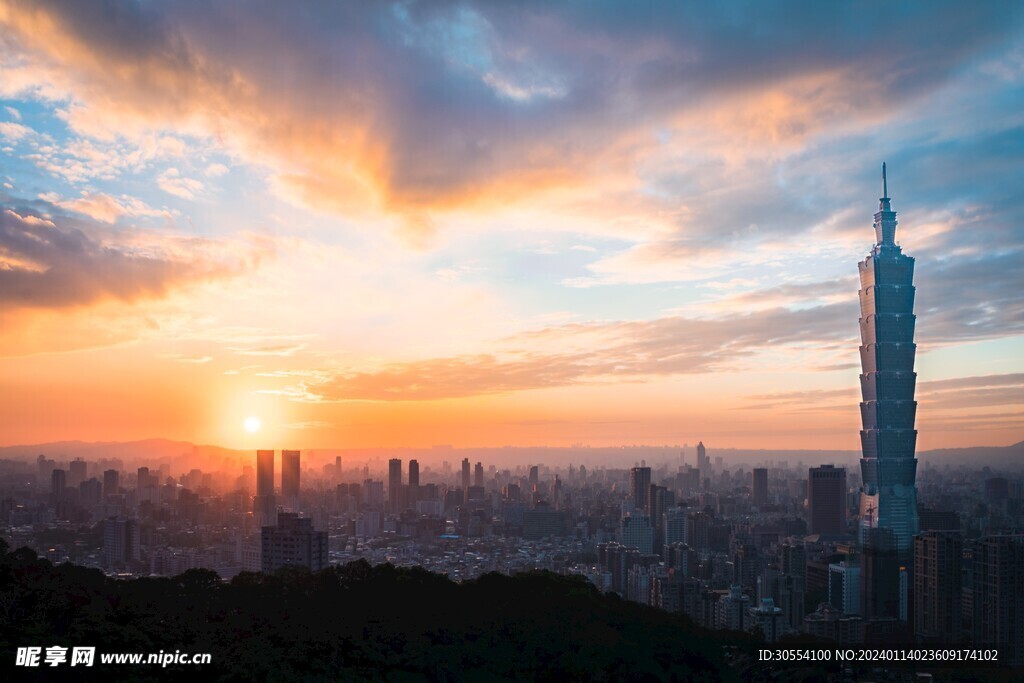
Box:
(0, 539), (732, 681)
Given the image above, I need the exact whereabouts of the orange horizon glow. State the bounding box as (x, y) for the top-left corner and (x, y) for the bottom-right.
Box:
(1, 3), (1022, 454)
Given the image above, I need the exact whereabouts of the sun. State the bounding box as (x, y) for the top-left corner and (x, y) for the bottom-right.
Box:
(243, 416), (262, 433)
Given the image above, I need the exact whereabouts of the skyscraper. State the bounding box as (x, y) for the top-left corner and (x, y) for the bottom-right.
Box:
(68, 458), (87, 488)
(408, 459), (419, 506)
(281, 449), (301, 503)
(629, 465), (651, 512)
(462, 458), (471, 490)
(254, 449), (276, 525)
(857, 164), (919, 561)
(388, 458), (402, 512)
(752, 468), (768, 508)
(808, 465), (846, 536)
(971, 535), (1024, 665)
(861, 527), (900, 620)
(103, 469), (119, 498)
(696, 442), (709, 483)
(914, 531), (962, 643)
(50, 468), (66, 502)
(474, 461), (484, 488)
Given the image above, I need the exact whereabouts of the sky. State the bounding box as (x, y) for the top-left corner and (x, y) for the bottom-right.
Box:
(0, 0), (1022, 451)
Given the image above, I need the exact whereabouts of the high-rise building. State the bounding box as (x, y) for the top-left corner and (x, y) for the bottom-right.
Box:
(462, 458), (471, 490)
(50, 469), (66, 502)
(79, 478), (102, 506)
(408, 459), (419, 487)
(629, 465), (651, 512)
(282, 450), (301, 505)
(388, 458), (402, 512)
(103, 516), (140, 569)
(861, 527), (900, 620)
(696, 442), (710, 483)
(857, 165), (919, 561)
(474, 461), (484, 488)
(528, 465), (539, 486)
(137, 466), (151, 489)
(914, 531), (962, 643)
(620, 513), (653, 555)
(68, 459), (87, 488)
(752, 468), (768, 508)
(256, 451), (274, 496)
(829, 561), (861, 616)
(254, 450), (277, 526)
(102, 469), (119, 498)
(808, 465), (847, 535)
(261, 512), (328, 573)
(971, 535), (1024, 665)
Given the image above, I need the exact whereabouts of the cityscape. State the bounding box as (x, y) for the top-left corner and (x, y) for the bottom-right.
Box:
(2, 1), (1023, 680)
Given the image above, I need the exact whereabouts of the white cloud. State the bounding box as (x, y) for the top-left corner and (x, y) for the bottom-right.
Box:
(157, 168), (203, 199)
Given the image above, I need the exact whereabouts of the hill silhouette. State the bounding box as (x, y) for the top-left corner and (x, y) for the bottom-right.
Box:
(0, 539), (733, 682)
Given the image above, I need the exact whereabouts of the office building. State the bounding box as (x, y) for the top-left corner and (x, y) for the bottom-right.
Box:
(474, 462), (484, 488)
(462, 458), (471, 490)
(254, 450), (277, 526)
(388, 458), (402, 513)
(281, 450), (300, 504)
(856, 165), (920, 561)
(752, 468), (768, 508)
(808, 465), (846, 535)
(861, 527), (900, 620)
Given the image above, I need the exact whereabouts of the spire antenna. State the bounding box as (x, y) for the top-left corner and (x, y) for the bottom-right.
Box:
(882, 162), (888, 199)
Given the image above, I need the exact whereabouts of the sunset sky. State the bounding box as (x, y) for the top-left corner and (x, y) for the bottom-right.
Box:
(1, 1), (1022, 451)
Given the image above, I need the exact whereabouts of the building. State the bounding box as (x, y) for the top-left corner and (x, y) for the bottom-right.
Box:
(50, 468), (66, 502)
(752, 468), (768, 508)
(254, 450), (277, 525)
(620, 513), (654, 555)
(914, 531), (962, 643)
(388, 458), (402, 513)
(102, 469), (119, 498)
(79, 478), (102, 506)
(829, 561), (861, 616)
(281, 450), (300, 504)
(68, 459), (87, 488)
(261, 512), (328, 573)
(750, 598), (784, 642)
(856, 165), (920, 562)
(408, 459), (419, 487)
(861, 527), (900, 620)
(103, 516), (140, 569)
(462, 458), (471, 490)
(971, 535), (1024, 665)
(808, 465), (847, 536)
(696, 442), (710, 484)
(629, 466), (651, 512)
(715, 585), (750, 631)
(473, 461), (484, 488)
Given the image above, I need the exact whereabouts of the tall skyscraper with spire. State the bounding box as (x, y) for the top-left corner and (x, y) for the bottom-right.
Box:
(857, 164), (919, 562)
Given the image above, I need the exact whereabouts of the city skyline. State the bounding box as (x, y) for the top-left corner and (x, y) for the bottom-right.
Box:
(1, 1), (1023, 452)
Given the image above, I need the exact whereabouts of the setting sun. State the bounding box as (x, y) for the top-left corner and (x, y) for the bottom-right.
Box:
(243, 416), (262, 433)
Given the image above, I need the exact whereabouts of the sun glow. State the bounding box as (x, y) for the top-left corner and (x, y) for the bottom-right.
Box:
(244, 416), (262, 433)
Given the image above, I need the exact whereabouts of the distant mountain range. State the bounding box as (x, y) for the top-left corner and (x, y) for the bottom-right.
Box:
(2, 438), (1022, 472)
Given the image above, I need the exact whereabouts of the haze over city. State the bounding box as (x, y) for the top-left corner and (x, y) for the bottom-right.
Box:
(1, 1), (1022, 452)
